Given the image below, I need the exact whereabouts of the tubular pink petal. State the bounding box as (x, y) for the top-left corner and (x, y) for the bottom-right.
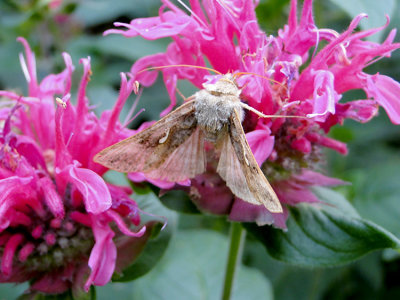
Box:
(307, 70), (338, 121)
(17, 37), (38, 96)
(229, 198), (279, 227)
(366, 74), (400, 124)
(39, 176), (65, 218)
(293, 170), (348, 186)
(67, 166), (112, 214)
(32, 225), (43, 239)
(18, 242), (35, 262)
(128, 172), (190, 189)
(106, 210), (146, 237)
(45, 233), (56, 246)
(55, 100), (73, 171)
(84, 220), (116, 291)
(62, 52), (75, 94)
(0, 176), (32, 230)
(76, 57), (91, 121)
(347, 15), (390, 43)
(307, 133), (348, 154)
(340, 100), (379, 123)
(101, 73), (134, 145)
(69, 211), (92, 227)
(300, 0), (314, 28)
(9, 210), (31, 227)
(246, 128), (275, 166)
(1, 233), (24, 276)
(291, 138), (312, 153)
(288, 0), (298, 34)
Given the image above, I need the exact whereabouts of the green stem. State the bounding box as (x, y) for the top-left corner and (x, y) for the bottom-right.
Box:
(222, 222), (246, 300)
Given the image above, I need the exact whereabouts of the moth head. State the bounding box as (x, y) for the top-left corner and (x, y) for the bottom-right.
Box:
(202, 74), (241, 97)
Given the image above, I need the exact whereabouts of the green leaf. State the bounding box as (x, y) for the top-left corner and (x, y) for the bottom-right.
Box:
(352, 162), (400, 236)
(112, 184), (178, 281)
(246, 187), (400, 267)
(17, 291), (74, 300)
(0, 283), (28, 300)
(126, 230), (273, 300)
(152, 187), (201, 214)
(329, 0), (396, 42)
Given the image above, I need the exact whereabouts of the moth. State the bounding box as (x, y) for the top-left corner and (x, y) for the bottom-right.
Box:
(94, 74), (283, 213)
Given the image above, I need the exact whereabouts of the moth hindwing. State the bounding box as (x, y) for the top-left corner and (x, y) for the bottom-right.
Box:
(94, 74), (283, 213)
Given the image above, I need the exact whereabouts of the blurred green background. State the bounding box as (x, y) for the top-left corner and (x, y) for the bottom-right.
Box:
(0, 0), (400, 299)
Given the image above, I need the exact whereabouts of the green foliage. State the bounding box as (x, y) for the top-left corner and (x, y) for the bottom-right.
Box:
(329, 0), (397, 42)
(246, 188), (400, 267)
(97, 230), (273, 300)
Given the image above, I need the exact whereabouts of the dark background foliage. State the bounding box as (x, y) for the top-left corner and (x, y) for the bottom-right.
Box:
(0, 0), (399, 299)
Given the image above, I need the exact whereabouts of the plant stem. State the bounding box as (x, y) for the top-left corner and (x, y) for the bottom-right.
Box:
(222, 222), (246, 300)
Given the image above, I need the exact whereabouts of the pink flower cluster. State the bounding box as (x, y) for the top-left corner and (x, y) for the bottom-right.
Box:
(0, 38), (146, 294)
(105, 0), (400, 227)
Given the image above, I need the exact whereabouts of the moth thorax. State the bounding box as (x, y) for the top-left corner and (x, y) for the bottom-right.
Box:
(194, 89), (243, 136)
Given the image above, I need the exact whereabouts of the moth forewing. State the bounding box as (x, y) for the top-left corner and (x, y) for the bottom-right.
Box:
(216, 130), (262, 206)
(145, 127), (206, 181)
(227, 109), (283, 213)
(93, 100), (201, 175)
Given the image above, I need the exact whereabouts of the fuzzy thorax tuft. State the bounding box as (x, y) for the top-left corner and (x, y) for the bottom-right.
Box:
(194, 75), (243, 136)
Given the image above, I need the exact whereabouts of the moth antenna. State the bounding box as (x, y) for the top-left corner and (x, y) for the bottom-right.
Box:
(240, 102), (309, 119)
(137, 64), (222, 75)
(234, 72), (288, 92)
(175, 87), (189, 102)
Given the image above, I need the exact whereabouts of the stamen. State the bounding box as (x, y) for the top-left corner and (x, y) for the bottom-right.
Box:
(123, 89), (143, 127)
(176, 0), (208, 28)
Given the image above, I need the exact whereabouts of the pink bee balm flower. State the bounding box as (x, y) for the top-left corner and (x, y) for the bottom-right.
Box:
(105, 0), (400, 228)
(0, 38), (148, 295)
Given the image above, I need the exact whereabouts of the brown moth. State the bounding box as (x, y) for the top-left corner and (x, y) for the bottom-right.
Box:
(94, 74), (283, 213)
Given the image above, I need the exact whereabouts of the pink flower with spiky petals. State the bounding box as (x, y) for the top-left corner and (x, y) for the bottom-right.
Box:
(0, 38), (150, 295)
(105, 0), (400, 228)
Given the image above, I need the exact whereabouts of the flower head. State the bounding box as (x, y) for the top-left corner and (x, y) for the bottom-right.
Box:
(0, 38), (147, 294)
(106, 0), (400, 227)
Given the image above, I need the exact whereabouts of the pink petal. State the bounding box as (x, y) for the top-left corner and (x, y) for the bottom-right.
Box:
(366, 74), (400, 124)
(246, 126), (275, 166)
(307, 70), (339, 121)
(17, 37), (38, 96)
(106, 210), (146, 237)
(39, 176), (65, 218)
(293, 169), (347, 186)
(1, 234), (24, 276)
(67, 165), (112, 214)
(0, 176), (32, 230)
(106, 12), (192, 40)
(229, 198), (289, 229)
(128, 172), (190, 189)
(85, 217), (116, 291)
